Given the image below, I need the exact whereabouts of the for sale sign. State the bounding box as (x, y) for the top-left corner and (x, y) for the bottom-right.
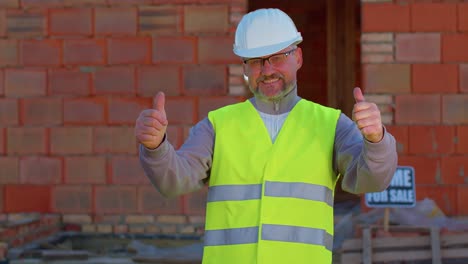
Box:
(365, 166), (416, 208)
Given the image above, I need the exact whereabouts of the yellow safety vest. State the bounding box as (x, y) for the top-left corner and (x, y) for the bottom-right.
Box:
(205, 99), (341, 264)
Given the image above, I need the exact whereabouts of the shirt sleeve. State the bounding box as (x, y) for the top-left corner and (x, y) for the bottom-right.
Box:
(334, 113), (398, 194)
(138, 118), (214, 197)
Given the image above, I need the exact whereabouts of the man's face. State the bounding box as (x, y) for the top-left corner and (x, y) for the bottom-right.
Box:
(243, 46), (303, 101)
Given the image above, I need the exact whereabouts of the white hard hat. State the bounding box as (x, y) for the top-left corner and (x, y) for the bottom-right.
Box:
(233, 8), (303, 58)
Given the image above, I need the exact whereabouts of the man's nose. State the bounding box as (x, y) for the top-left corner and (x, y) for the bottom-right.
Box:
(260, 59), (274, 74)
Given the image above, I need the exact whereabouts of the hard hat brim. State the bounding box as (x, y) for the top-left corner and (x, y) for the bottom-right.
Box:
(233, 35), (303, 58)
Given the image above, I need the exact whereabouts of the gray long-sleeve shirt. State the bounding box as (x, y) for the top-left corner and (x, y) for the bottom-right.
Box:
(139, 89), (398, 198)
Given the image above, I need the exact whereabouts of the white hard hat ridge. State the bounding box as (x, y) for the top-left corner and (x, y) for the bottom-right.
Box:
(233, 8), (303, 58)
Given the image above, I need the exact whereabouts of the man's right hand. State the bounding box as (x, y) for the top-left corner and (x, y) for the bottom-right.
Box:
(135, 92), (168, 150)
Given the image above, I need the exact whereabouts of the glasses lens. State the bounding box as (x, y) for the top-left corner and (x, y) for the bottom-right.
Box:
(269, 54), (286, 66)
(246, 59), (262, 69)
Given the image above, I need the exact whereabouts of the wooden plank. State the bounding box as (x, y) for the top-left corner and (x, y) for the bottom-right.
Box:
(341, 248), (468, 262)
(430, 227), (442, 264)
(362, 228), (372, 264)
(342, 232), (468, 252)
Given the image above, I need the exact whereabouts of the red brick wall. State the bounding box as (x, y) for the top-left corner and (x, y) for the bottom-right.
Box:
(0, 0), (247, 225)
(362, 0), (468, 216)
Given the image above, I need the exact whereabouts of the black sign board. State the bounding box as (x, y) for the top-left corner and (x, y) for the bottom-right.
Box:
(365, 166), (416, 208)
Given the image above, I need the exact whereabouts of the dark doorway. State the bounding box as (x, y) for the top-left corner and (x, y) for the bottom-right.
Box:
(248, 0), (361, 203)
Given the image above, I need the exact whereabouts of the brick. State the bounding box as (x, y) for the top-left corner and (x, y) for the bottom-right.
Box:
(21, 98), (62, 126)
(361, 43), (393, 53)
(95, 8), (137, 36)
(97, 224), (112, 233)
(52, 186), (92, 213)
(0, 0), (19, 8)
(0, 70), (3, 96)
(0, 39), (18, 66)
(0, 157), (19, 184)
(95, 186), (137, 214)
(183, 65), (227, 96)
(7, 127), (46, 154)
(128, 225), (145, 234)
(362, 3), (410, 32)
(20, 40), (61, 67)
(408, 126), (456, 154)
(108, 0), (151, 4)
(361, 33), (393, 43)
(198, 37), (238, 64)
(20, 157), (62, 185)
(417, 185), (457, 216)
(165, 126), (182, 148)
(441, 156), (468, 184)
(412, 64), (458, 94)
(137, 66), (181, 97)
(65, 156), (106, 184)
(144, 225), (159, 234)
(385, 125), (408, 154)
(49, 8), (92, 36)
(4, 185), (51, 213)
(461, 64), (468, 93)
(5, 69), (46, 97)
(442, 34), (468, 62)
(157, 215), (186, 224)
(6, 9), (46, 38)
(165, 97), (195, 124)
(458, 185), (468, 215)
(93, 127), (137, 154)
(411, 3), (457, 32)
(184, 186), (207, 215)
(395, 95), (441, 124)
(21, 0), (64, 7)
(0, 128), (4, 155)
(49, 69), (91, 95)
(442, 95), (468, 124)
(64, 97), (106, 125)
(93, 67), (135, 94)
(113, 224), (128, 233)
(0, 98), (19, 126)
(137, 185), (182, 214)
(125, 215), (154, 224)
(0, 10), (5, 37)
(395, 33), (440, 62)
(139, 6), (180, 35)
(111, 156), (150, 185)
(50, 127), (93, 154)
(457, 126), (468, 154)
(108, 97), (150, 125)
(81, 224), (96, 232)
(160, 225), (177, 234)
(184, 5), (228, 33)
(398, 156), (441, 184)
(64, 0), (106, 6)
(62, 214), (92, 224)
(363, 64), (410, 94)
(64, 39), (106, 65)
(108, 38), (151, 65)
(93, 214), (122, 224)
(152, 36), (195, 63)
(198, 97), (238, 120)
(459, 3), (468, 32)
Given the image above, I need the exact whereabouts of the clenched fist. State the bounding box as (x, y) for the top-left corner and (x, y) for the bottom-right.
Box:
(352, 87), (383, 143)
(135, 92), (168, 149)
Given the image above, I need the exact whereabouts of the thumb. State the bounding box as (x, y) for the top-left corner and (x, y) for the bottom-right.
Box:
(353, 87), (365, 103)
(153, 92), (166, 113)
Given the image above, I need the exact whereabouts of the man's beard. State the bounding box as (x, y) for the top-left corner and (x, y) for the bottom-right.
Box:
(250, 74), (296, 102)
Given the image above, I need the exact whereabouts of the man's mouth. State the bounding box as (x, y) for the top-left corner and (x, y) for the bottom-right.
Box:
(261, 78), (280, 84)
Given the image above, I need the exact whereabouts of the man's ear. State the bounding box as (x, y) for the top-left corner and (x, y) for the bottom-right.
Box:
(295, 47), (303, 70)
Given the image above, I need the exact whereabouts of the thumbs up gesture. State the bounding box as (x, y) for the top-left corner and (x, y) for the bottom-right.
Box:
(135, 92), (168, 149)
(352, 87), (383, 143)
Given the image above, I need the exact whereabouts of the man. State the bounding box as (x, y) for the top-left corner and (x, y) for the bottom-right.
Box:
(135, 8), (397, 264)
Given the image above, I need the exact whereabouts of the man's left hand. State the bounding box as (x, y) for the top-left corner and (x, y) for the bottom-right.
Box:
(352, 87), (383, 143)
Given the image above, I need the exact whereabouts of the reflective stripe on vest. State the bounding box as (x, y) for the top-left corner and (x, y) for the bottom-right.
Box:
(208, 181), (333, 206)
(205, 224), (332, 251)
